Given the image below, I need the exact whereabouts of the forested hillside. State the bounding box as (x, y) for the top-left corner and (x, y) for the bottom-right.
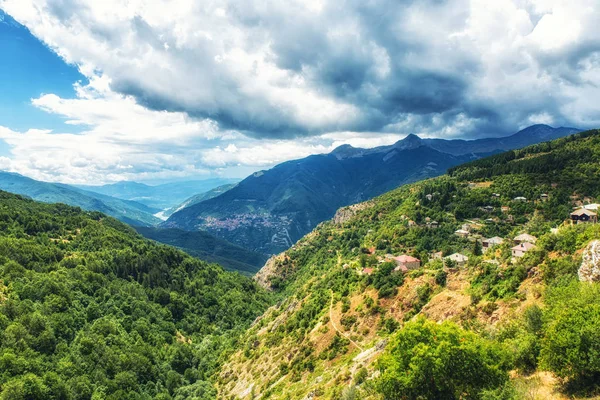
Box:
(0, 192), (270, 399)
(219, 129), (600, 399)
(136, 227), (268, 275)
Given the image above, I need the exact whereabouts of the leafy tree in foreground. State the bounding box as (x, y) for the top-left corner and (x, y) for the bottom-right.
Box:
(377, 317), (510, 400)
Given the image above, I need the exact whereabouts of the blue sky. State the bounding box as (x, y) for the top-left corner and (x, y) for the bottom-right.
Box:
(0, 10), (85, 133)
(0, 1), (599, 184)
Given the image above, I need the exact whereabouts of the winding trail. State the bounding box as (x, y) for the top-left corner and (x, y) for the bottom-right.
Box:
(329, 290), (364, 352)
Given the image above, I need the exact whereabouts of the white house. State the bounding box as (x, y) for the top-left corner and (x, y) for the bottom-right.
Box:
(482, 236), (504, 249)
(512, 242), (536, 258)
(445, 253), (469, 267)
(514, 233), (537, 244)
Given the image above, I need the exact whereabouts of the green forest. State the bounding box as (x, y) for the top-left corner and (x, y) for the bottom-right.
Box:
(0, 192), (271, 399)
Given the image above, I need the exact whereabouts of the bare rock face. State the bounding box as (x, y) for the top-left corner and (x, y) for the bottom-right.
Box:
(578, 240), (600, 282)
(332, 201), (373, 225)
(254, 255), (279, 289)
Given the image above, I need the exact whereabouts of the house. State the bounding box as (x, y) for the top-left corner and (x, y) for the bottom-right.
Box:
(445, 253), (469, 267)
(482, 236), (504, 249)
(501, 206), (510, 213)
(512, 242), (536, 258)
(408, 220), (417, 227)
(393, 255), (421, 270)
(427, 220), (439, 229)
(492, 193), (501, 198)
(540, 193), (549, 202)
(455, 229), (470, 238)
(425, 194), (433, 201)
(514, 233), (537, 244)
(362, 267), (374, 276)
(570, 208), (598, 224)
(514, 196), (527, 202)
(430, 251), (443, 260)
(461, 223), (472, 231)
(583, 203), (600, 211)
(481, 205), (494, 213)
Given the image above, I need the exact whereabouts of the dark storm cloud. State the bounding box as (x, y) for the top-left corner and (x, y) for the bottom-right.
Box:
(8, 0), (600, 139)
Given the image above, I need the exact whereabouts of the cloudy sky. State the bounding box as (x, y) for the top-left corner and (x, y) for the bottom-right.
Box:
(0, 0), (599, 184)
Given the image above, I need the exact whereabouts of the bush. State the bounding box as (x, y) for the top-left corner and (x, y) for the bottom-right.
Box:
(377, 317), (510, 400)
(541, 282), (600, 389)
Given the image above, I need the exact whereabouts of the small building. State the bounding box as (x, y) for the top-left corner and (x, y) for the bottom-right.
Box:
(540, 193), (549, 202)
(512, 242), (536, 258)
(482, 236), (504, 249)
(583, 203), (600, 211)
(570, 208), (598, 224)
(492, 193), (501, 198)
(514, 233), (537, 244)
(482, 205), (494, 213)
(408, 220), (417, 227)
(430, 251), (443, 260)
(425, 194), (433, 201)
(514, 196), (527, 202)
(501, 206), (510, 213)
(393, 255), (421, 270)
(362, 267), (374, 276)
(427, 220), (439, 229)
(455, 229), (470, 238)
(445, 253), (469, 267)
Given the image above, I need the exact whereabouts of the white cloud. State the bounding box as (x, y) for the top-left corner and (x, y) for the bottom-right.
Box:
(0, 0), (599, 183)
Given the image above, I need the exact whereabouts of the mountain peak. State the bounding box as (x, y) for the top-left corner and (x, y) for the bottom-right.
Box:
(394, 133), (423, 150)
(331, 144), (360, 160)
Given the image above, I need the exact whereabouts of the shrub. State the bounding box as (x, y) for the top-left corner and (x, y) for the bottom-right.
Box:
(377, 317), (510, 399)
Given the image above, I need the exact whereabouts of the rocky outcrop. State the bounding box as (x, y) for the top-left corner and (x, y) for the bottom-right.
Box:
(332, 202), (374, 225)
(254, 255), (279, 290)
(578, 240), (600, 282)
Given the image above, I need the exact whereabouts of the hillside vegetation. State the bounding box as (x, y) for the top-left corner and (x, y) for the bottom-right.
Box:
(0, 192), (271, 399)
(219, 129), (600, 399)
(136, 227), (268, 275)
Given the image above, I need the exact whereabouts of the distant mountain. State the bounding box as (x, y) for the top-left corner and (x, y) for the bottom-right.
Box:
(78, 178), (240, 210)
(136, 226), (268, 275)
(419, 124), (581, 155)
(157, 183), (238, 220)
(164, 125), (579, 254)
(0, 171), (160, 226)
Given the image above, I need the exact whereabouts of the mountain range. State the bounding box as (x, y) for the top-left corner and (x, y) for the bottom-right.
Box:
(164, 124), (580, 254)
(0, 171), (161, 226)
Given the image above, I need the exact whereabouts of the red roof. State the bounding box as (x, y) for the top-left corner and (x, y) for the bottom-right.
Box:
(362, 268), (374, 275)
(394, 255), (420, 263)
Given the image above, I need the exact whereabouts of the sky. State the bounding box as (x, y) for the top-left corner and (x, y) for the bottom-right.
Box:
(0, 0), (599, 185)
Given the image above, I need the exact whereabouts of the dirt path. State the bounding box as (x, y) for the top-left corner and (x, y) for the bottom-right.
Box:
(329, 290), (364, 352)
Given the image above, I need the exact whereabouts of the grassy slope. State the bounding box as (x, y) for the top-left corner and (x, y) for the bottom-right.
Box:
(218, 130), (600, 399)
